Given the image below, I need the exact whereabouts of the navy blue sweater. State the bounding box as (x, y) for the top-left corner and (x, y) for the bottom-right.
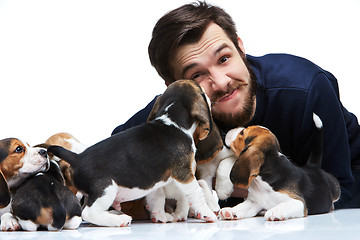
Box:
(112, 54), (360, 207)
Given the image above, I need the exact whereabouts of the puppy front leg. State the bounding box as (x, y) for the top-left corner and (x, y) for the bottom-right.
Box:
(215, 156), (237, 200)
(198, 179), (220, 213)
(265, 199), (306, 221)
(163, 184), (190, 222)
(81, 181), (132, 227)
(146, 187), (174, 223)
(175, 178), (217, 222)
(219, 199), (262, 220)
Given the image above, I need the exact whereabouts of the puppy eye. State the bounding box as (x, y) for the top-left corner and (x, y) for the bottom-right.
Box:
(240, 129), (245, 136)
(14, 146), (24, 153)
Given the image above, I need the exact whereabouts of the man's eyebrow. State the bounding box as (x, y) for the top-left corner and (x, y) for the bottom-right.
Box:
(182, 63), (198, 78)
(215, 43), (230, 55)
(181, 43), (230, 78)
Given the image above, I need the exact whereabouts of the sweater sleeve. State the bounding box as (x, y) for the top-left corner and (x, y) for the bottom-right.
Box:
(111, 96), (158, 135)
(301, 72), (353, 207)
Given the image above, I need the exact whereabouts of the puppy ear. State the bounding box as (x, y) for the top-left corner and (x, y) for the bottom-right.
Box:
(230, 146), (264, 189)
(34, 143), (51, 149)
(0, 170), (11, 208)
(195, 123), (223, 163)
(147, 95), (162, 122)
(191, 100), (211, 141)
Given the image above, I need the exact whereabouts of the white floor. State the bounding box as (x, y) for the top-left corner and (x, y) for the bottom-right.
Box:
(0, 209), (359, 240)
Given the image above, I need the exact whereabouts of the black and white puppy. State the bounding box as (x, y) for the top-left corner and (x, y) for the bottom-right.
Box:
(220, 113), (340, 221)
(9, 160), (82, 231)
(47, 80), (218, 227)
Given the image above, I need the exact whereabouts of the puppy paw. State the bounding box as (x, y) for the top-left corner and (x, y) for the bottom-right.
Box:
(194, 208), (217, 222)
(1, 213), (21, 231)
(172, 210), (188, 222)
(150, 211), (174, 223)
(219, 207), (239, 220)
(219, 204), (259, 220)
(64, 216), (82, 229)
(265, 208), (288, 221)
(19, 220), (39, 231)
(118, 214), (132, 227)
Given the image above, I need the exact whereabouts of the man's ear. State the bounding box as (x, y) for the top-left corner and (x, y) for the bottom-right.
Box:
(237, 36), (246, 55)
(230, 146), (264, 189)
(0, 170), (11, 208)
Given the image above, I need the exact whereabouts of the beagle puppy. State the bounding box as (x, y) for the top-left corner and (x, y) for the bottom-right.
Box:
(145, 116), (223, 223)
(220, 113), (340, 221)
(0, 138), (50, 230)
(46, 80), (218, 227)
(44, 133), (150, 220)
(10, 160), (82, 231)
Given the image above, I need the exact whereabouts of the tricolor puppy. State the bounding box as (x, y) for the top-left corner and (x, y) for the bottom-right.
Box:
(43, 133), (150, 220)
(10, 160), (82, 231)
(0, 138), (50, 231)
(47, 80), (218, 227)
(145, 115), (223, 223)
(220, 114), (340, 221)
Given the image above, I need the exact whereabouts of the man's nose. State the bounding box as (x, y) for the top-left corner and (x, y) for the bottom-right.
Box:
(209, 68), (229, 91)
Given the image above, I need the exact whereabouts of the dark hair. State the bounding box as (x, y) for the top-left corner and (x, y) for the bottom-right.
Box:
(148, 1), (241, 84)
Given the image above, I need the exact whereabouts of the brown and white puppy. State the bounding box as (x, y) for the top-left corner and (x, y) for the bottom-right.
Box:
(220, 113), (340, 221)
(10, 160), (82, 231)
(46, 80), (218, 227)
(0, 138), (50, 230)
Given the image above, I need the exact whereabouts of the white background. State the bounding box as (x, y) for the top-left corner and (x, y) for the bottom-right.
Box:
(0, 0), (359, 146)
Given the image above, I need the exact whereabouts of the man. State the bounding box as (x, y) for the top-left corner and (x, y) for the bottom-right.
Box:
(113, 2), (360, 208)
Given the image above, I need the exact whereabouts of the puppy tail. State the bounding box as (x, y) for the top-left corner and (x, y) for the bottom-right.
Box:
(47, 146), (79, 167)
(307, 113), (323, 168)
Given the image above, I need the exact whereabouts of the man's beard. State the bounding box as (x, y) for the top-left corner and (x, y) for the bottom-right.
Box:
(211, 63), (257, 129)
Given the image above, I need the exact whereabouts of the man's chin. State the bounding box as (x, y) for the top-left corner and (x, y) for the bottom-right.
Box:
(213, 106), (254, 129)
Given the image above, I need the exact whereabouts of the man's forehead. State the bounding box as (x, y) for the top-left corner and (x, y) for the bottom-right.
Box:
(172, 23), (234, 77)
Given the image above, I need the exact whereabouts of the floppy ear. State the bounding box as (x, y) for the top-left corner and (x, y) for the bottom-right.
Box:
(191, 99), (211, 141)
(34, 143), (51, 149)
(0, 170), (11, 208)
(195, 123), (223, 163)
(147, 95), (162, 122)
(230, 145), (264, 189)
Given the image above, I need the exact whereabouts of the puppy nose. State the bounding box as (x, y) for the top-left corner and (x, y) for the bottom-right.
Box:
(39, 149), (47, 157)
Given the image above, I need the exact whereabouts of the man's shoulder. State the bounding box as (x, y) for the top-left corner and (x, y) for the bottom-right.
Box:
(247, 53), (326, 91)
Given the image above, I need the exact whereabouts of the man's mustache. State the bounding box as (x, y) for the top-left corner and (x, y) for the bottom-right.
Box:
(211, 80), (247, 104)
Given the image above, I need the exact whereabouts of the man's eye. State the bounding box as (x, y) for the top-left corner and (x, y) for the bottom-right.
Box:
(219, 56), (229, 64)
(14, 146), (24, 153)
(192, 73), (200, 80)
(191, 72), (205, 80)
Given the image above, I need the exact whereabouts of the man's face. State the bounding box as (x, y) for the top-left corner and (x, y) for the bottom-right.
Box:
(172, 23), (256, 127)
